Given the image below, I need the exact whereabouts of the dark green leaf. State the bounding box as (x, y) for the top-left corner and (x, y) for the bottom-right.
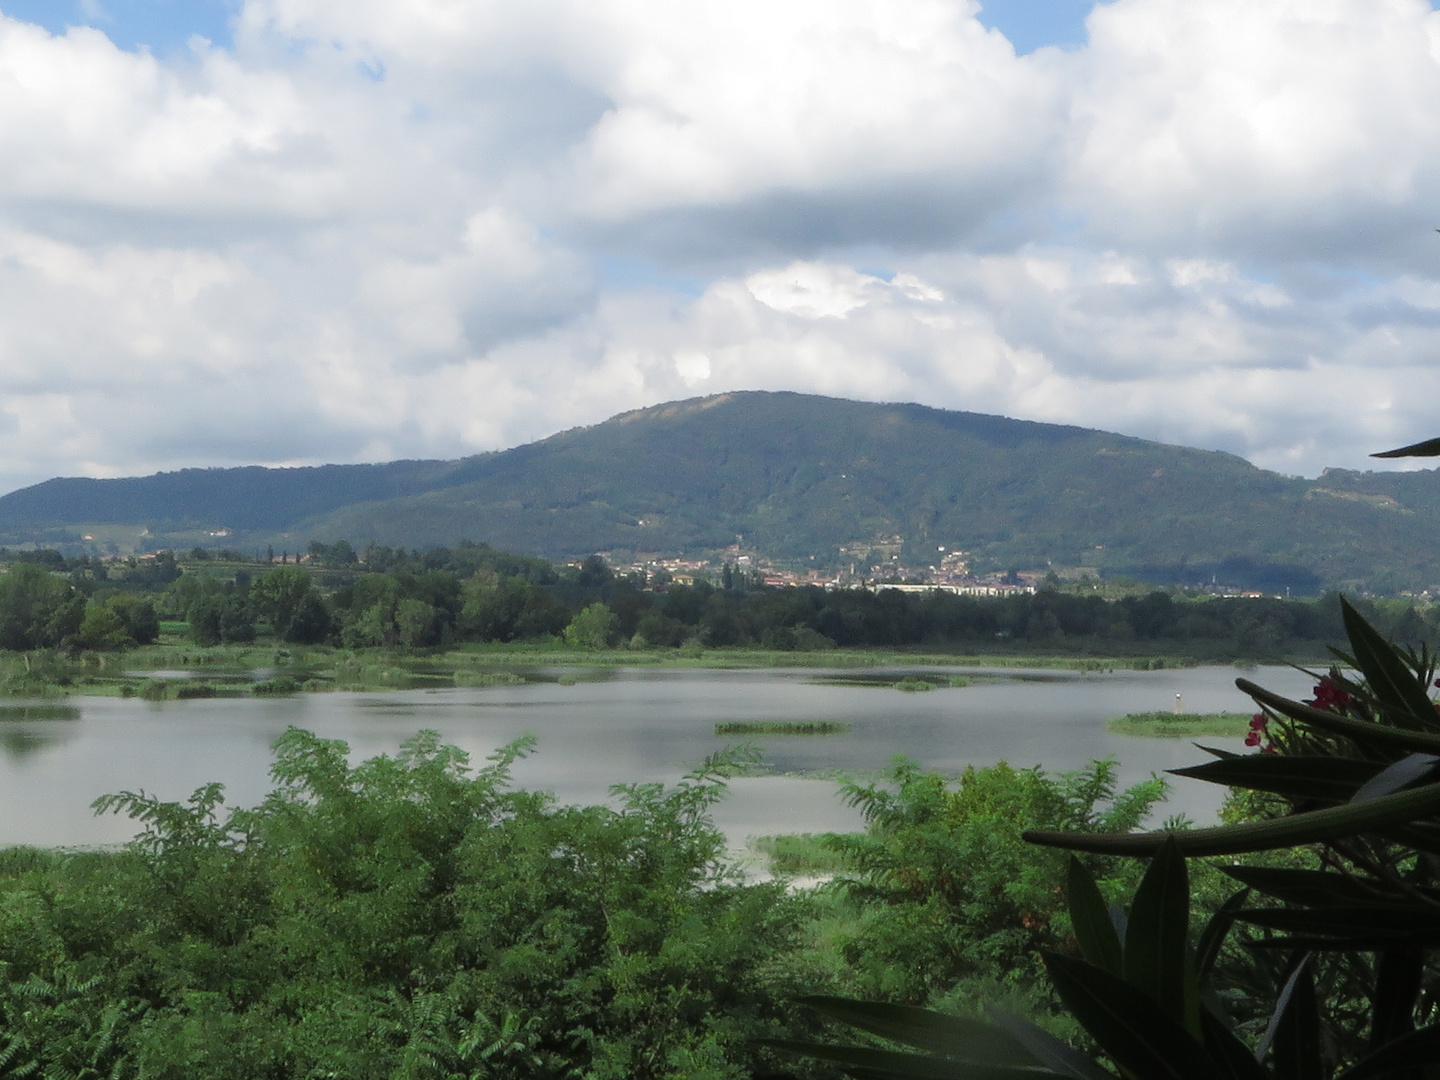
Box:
(1334, 1022), (1440, 1080)
(1124, 839), (1195, 1034)
(1023, 778), (1440, 856)
(1341, 596), (1437, 729)
(1196, 745), (1243, 761)
(1041, 953), (1224, 1080)
(1369, 949), (1422, 1053)
(1220, 867), (1403, 908)
(1199, 1007), (1268, 1080)
(1194, 889), (1250, 979)
(1067, 858), (1123, 977)
(1245, 935), (1423, 952)
(1170, 756), (1381, 804)
(1269, 957), (1321, 1080)
(1235, 907), (1440, 942)
(1351, 754), (1440, 803)
(796, 998), (1037, 1066)
(761, 1040), (1055, 1080)
(983, 1008), (1114, 1080)
(1371, 437), (1440, 458)
(1383, 821), (1440, 856)
(1255, 955), (1310, 1065)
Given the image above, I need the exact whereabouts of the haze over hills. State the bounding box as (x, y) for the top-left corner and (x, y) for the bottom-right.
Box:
(2, 391), (1440, 593)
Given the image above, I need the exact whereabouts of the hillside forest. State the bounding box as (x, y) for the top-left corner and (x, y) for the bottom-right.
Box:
(11, 392), (1440, 595)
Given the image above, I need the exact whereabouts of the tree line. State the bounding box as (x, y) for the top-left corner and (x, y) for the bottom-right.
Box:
(0, 539), (1429, 656)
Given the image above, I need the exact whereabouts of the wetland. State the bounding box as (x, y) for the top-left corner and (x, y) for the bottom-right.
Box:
(0, 660), (1316, 852)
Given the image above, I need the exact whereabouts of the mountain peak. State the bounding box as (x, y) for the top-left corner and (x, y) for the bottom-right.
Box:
(0, 392), (1437, 592)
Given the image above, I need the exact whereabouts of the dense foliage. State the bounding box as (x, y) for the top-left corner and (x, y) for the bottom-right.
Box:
(0, 732), (815, 1079)
(0, 730), (1190, 1077)
(0, 539), (1412, 659)
(821, 759), (1166, 1008)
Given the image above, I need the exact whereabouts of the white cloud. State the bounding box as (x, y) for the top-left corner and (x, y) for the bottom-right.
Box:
(1068, 0), (1440, 259)
(747, 263), (895, 319)
(0, 0), (1436, 496)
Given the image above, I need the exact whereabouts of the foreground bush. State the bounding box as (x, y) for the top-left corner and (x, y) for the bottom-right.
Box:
(826, 759), (1167, 1008)
(0, 732), (811, 1079)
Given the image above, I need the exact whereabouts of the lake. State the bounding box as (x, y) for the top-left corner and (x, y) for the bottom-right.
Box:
(0, 663), (1318, 853)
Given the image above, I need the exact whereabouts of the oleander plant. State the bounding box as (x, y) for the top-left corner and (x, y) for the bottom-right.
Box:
(773, 592), (1440, 1079)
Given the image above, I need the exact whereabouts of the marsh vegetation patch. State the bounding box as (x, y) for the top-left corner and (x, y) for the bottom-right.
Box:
(713, 720), (850, 736)
(1106, 710), (1251, 737)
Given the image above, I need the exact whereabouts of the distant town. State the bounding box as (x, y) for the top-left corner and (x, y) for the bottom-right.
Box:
(592, 539), (1041, 595)
(589, 538), (1294, 600)
(40, 539), (1304, 601)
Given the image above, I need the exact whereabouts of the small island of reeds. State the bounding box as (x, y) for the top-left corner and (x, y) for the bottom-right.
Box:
(749, 833), (849, 876)
(1105, 711), (1251, 738)
(714, 720), (850, 736)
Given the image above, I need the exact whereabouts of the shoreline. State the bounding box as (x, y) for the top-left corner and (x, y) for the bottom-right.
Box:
(0, 636), (1331, 699)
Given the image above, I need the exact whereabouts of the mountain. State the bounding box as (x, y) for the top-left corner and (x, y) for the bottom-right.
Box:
(4, 391), (1440, 592)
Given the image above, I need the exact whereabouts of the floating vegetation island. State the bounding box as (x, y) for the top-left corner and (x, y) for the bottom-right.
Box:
(714, 720), (850, 736)
(1106, 711), (1251, 738)
(811, 672), (973, 691)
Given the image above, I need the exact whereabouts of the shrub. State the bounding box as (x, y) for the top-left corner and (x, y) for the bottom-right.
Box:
(563, 602), (618, 648)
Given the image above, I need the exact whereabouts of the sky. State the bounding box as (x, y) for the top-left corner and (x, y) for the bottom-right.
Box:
(0, 1), (1436, 493)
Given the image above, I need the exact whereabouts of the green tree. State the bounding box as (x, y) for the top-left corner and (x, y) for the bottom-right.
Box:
(634, 613), (686, 648)
(250, 567), (324, 641)
(283, 591), (332, 644)
(563, 601), (618, 648)
(219, 601), (256, 643)
(0, 563), (84, 650)
(394, 597), (436, 647)
(107, 594), (160, 645)
(338, 574), (401, 647)
(308, 539), (357, 568)
(76, 602), (132, 650)
(457, 573), (563, 642)
(187, 596), (223, 646)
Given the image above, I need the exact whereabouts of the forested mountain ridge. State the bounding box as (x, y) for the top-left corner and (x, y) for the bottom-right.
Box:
(4, 391), (1440, 592)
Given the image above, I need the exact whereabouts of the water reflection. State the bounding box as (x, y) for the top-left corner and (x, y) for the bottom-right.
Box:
(0, 703), (81, 761)
(0, 704), (81, 722)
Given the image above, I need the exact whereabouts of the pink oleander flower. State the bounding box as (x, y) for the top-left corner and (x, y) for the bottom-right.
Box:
(1310, 679), (1351, 713)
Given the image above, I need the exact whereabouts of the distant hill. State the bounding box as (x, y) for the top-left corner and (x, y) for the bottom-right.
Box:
(5, 391), (1440, 592)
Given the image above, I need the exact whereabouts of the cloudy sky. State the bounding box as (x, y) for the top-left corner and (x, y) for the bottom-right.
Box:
(0, 0), (1435, 492)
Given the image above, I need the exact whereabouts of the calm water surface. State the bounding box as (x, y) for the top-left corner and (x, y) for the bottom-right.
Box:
(0, 664), (1318, 850)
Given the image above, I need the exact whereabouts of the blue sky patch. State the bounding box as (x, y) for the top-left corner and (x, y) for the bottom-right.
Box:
(0, 0), (235, 55)
(4, 0), (1102, 59)
(975, 0), (1094, 54)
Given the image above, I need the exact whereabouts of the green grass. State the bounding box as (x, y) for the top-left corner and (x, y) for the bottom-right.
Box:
(453, 670), (527, 688)
(812, 673), (975, 690)
(749, 833), (851, 876)
(714, 720), (850, 736)
(893, 676), (973, 691)
(1106, 711), (1252, 738)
